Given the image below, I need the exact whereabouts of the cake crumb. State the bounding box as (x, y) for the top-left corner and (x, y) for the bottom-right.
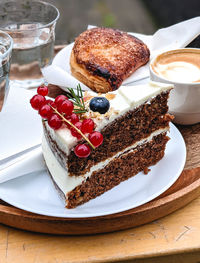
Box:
(143, 167), (151, 175)
(84, 94), (93, 102)
(106, 93), (116, 100)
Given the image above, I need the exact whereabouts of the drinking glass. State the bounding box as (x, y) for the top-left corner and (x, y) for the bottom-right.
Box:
(0, 0), (59, 88)
(0, 31), (13, 111)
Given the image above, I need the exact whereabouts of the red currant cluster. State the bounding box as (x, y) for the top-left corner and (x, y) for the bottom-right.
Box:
(30, 86), (103, 158)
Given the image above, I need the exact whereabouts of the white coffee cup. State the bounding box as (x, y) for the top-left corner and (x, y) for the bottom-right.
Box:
(149, 48), (200, 125)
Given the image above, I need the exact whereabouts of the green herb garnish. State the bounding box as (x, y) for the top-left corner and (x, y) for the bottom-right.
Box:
(66, 84), (87, 114)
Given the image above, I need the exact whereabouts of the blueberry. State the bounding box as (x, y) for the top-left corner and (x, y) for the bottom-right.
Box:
(89, 97), (110, 114)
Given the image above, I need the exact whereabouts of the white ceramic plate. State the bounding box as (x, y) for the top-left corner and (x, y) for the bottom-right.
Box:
(0, 123), (186, 218)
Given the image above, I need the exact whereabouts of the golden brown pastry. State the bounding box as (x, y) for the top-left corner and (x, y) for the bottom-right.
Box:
(70, 27), (150, 93)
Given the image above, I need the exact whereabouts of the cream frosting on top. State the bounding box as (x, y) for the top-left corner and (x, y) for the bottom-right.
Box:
(44, 81), (173, 155)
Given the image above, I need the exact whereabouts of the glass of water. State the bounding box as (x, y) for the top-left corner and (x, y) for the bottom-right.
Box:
(0, 0), (59, 88)
(0, 31), (13, 111)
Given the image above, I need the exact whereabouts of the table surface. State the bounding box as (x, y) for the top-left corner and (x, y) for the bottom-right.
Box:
(1, 196), (200, 263)
(1, 83), (200, 262)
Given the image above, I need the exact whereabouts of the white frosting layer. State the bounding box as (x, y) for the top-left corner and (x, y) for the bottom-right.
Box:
(42, 127), (169, 196)
(45, 81), (173, 156)
(42, 135), (83, 194)
(46, 124), (77, 156)
(118, 81), (173, 108)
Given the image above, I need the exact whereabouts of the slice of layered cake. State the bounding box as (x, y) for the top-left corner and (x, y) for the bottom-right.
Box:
(30, 81), (173, 208)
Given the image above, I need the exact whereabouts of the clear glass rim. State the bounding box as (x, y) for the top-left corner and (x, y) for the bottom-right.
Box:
(0, 30), (13, 58)
(0, 0), (60, 32)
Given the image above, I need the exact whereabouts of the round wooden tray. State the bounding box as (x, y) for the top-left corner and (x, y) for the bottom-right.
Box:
(1, 46), (200, 235)
(0, 166), (200, 235)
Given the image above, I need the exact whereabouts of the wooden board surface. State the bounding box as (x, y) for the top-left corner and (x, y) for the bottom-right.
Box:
(0, 82), (200, 234)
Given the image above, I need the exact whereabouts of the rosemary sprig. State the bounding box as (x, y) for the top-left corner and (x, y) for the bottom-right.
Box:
(50, 105), (95, 150)
(66, 84), (87, 114)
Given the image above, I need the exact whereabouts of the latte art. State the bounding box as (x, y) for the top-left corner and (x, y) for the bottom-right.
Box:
(152, 50), (200, 83)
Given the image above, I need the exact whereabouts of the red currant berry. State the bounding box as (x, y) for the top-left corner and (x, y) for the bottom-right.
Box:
(48, 114), (62, 130)
(70, 121), (82, 139)
(39, 104), (53, 119)
(70, 113), (79, 124)
(55, 95), (68, 108)
(30, 94), (46, 110)
(63, 115), (72, 129)
(46, 99), (56, 109)
(81, 118), (94, 134)
(37, 85), (48, 96)
(89, 131), (103, 147)
(45, 99), (52, 104)
(58, 100), (74, 116)
(65, 113), (79, 129)
(74, 144), (91, 158)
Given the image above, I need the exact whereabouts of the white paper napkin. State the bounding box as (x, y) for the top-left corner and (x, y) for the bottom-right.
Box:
(0, 85), (42, 161)
(0, 146), (46, 184)
(42, 17), (200, 91)
(0, 85), (44, 183)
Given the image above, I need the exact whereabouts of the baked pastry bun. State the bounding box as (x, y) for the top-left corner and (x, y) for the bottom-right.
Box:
(70, 27), (150, 93)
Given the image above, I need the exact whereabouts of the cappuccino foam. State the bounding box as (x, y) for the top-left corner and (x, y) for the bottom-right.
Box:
(152, 50), (200, 83)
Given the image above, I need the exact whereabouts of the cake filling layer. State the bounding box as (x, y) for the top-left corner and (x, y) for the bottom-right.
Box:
(42, 127), (169, 196)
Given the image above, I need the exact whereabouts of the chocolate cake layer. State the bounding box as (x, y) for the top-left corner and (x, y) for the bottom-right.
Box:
(43, 91), (172, 176)
(66, 132), (169, 208)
